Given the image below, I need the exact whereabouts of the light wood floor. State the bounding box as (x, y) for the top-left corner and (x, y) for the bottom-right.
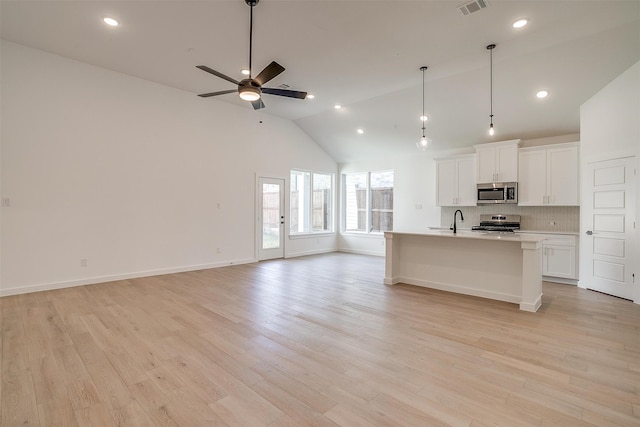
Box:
(2, 253), (639, 426)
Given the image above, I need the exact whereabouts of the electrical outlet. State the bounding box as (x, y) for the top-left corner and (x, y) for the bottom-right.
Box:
(549, 221), (556, 226)
(415, 204), (423, 209)
(2, 197), (10, 206)
(216, 248), (221, 254)
(80, 258), (88, 268)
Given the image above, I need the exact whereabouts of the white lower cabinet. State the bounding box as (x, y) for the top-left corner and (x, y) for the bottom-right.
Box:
(540, 234), (578, 283)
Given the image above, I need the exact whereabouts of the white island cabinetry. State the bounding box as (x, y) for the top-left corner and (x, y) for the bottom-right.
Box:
(435, 154), (476, 206)
(384, 230), (545, 311)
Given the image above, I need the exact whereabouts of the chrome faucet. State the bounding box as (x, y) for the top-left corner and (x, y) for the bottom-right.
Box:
(453, 209), (464, 234)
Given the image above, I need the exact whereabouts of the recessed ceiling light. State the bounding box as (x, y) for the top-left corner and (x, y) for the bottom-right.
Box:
(306, 94), (315, 99)
(103, 17), (119, 27)
(536, 90), (549, 98)
(334, 104), (342, 110)
(513, 18), (528, 28)
(357, 128), (364, 134)
(241, 69), (250, 75)
(420, 115), (428, 122)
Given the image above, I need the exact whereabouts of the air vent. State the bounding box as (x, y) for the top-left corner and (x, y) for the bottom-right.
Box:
(458, 0), (488, 15)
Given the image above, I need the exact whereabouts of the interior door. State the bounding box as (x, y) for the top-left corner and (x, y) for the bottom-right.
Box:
(258, 177), (285, 260)
(583, 157), (636, 300)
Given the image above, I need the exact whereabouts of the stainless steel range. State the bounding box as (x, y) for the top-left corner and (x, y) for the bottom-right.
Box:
(472, 214), (521, 232)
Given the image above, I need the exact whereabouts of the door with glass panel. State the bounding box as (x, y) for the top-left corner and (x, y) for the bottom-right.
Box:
(258, 177), (285, 260)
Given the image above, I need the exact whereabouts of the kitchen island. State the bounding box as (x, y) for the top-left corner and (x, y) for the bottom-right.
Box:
(384, 230), (545, 311)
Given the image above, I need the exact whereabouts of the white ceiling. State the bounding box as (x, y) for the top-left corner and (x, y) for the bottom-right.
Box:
(2, 0), (639, 163)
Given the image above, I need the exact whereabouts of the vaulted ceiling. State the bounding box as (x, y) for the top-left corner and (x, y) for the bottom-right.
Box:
(2, 0), (639, 162)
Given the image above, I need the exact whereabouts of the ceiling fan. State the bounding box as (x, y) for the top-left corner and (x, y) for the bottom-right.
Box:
(196, 0), (307, 110)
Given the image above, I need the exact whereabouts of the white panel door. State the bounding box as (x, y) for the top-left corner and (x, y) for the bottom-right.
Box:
(258, 177), (285, 260)
(583, 157), (636, 300)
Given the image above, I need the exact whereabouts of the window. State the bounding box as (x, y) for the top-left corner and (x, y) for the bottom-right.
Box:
(343, 170), (394, 233)
(290, 170), (333, 234)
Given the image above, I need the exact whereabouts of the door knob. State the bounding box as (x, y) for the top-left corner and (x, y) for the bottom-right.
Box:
(586, 230), (595, 235)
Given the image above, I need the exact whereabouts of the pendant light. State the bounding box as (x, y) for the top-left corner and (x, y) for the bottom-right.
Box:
(416, 66), (431, 151)
(487, 43), (496, 136)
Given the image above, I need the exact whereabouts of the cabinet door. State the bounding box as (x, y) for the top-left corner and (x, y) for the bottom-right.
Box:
(476, 148), (496, 183)
(496, 144), (518, 182)
(543, 244), (576, 279)
(456, 157), (476, 206)
(547, 146), (579, 205)
(518, 150), (547, 205)
(436, 159), (456, 206)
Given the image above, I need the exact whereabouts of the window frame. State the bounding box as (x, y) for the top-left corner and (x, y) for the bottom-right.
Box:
(289, 169), (335, 236)
(342, 169), (394, 235)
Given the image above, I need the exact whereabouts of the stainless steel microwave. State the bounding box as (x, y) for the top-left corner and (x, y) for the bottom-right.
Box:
(477, 182), (518, 204)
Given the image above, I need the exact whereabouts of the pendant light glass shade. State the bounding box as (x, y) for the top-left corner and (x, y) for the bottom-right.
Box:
(416, 136), (431, 151)
(417, 66), (430, 151)
(487, 44), (496, 136)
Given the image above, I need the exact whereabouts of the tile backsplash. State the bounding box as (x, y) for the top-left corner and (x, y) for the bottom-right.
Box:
(441, 205), (579, 232)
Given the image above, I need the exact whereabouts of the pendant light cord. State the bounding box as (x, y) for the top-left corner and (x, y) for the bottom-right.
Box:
(489, 46), (493, 123)
(417, 66), (429, 151)
(487, 44), (496, 127)
(420, 66), (427, 137)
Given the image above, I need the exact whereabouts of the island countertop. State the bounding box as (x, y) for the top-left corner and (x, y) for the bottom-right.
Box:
(383, 230), (544, 312)
(386, 229), (547, 243)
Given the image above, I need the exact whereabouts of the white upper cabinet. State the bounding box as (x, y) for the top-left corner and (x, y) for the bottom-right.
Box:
(518, 142), (579, 206)
(436, 155), (476, 206)
(474, 140), (520, 183)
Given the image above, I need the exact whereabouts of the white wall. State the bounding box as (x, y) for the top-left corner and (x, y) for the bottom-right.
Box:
(0, 41), (337, 295)
(579, 60), (640, 302)
(338, 153), (440, 256)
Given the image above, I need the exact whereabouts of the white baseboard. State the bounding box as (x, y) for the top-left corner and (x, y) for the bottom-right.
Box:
(285, 248), (337, 258)
(543, 276), (578, 285)
(387, 276), (521, 305)
(337, 248), (385, 257)
(0, 258), (257, 297)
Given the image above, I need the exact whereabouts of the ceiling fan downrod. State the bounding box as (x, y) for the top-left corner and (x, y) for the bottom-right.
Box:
(247, 0), (258, 78)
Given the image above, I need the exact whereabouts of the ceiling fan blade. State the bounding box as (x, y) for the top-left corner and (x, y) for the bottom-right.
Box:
(251, 99), (265, 110)
(196, 65), (240, 85)
(198, 89), (238, 98)
(262, 87), (308, 99)
(253, 61), (285, 86)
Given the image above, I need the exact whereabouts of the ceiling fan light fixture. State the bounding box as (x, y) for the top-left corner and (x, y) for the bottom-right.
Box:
(239, 85), (261, 101)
